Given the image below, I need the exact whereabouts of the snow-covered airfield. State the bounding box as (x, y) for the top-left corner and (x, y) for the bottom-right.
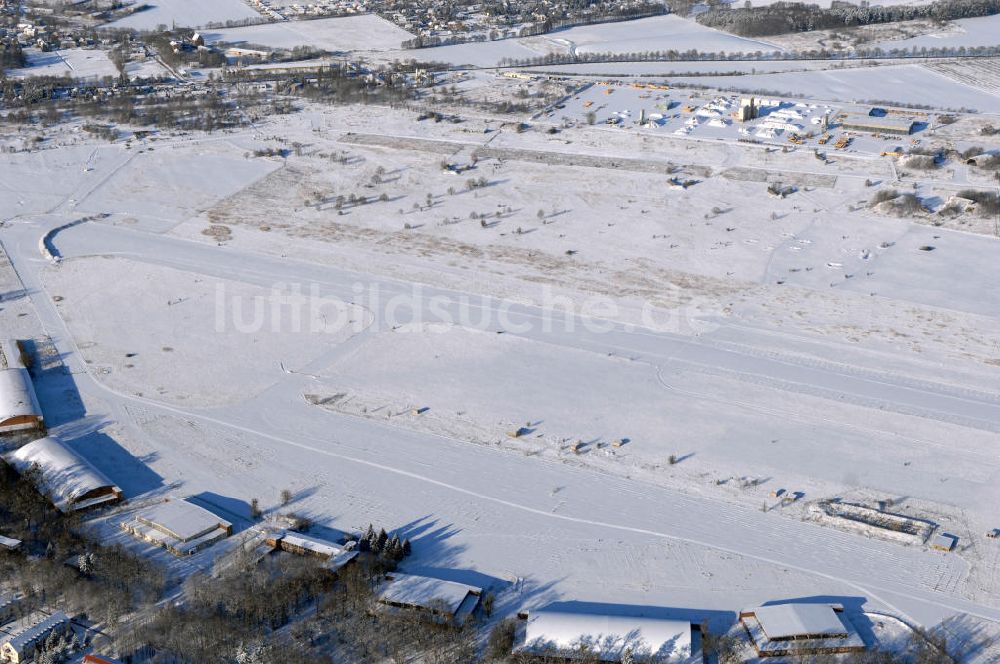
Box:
(4, 9), (1000, 658)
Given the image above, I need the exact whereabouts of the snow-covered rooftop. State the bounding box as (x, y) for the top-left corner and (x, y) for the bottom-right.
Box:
(0, 535), (21, 551)
(750, 603), (848, 640)
(132, 498), (232, 542)
(741, 604), (865, 657)
(122, 498), (232, 556)
(0, 341), (42, 432)
(7, 437), (121, 512)
(378, 573), (481, 621)
(518, 610), (692, 662)
(0, 340), (27, 371)
(279, 532), (343, 558)
(269, 531), (359, 572)
(0, 610), (69, 656)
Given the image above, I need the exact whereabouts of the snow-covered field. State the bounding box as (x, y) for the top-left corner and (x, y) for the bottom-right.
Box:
(106, 0), (263, 30)
(667, 64), (1000, 112)
(203, 14), (414, 52)
(534, 60), (844, 76)
(124, 58), (173, 79)
(4, 82), (1000, 645)
(387, 40), (544, 67)
(14, 210), (1000, 626)
(876, 14), (1000, 51)
(7, 48), (118, 80)
(43, 255), (370, 406)
(73, 141), (281, 226)
(537, 15), (780, 56)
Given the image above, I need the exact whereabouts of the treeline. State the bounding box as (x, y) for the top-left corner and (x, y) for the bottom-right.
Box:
(496, 42), (1000, 66)
(697, 0), (1000, 36)
(0, 39), (25, 69)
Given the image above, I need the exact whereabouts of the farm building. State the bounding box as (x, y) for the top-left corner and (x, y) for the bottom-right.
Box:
(515, 609), (695, 663)
(930, 532), (957, 552)
(377, 573), (481, 625)
(740, 603), (865, 658)
(0, 340), (43, 434)
(0, 536), (21, 552)
(225, 47), (273, 61)
(265, 531), (358, 572)
(7, 437), (123, 512)
(121, 498), (232, 556)
(839, 113), (916, 135)
(0, 610), (70, 664)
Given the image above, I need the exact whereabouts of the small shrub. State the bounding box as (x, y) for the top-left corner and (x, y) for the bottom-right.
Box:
(487, 618), (518, 660)
(905, 155), (939, 171)
(956, 189), (1000, 216)
(870, 189), (899, 206)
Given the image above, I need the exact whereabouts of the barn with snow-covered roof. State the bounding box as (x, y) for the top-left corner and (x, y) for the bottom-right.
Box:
(0, 340), (43, 434)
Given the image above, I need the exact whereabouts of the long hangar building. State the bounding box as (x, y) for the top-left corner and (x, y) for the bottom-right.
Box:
(839, 113), (917, 135)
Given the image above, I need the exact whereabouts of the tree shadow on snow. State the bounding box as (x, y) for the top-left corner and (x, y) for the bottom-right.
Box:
(0, 288), (33, 303)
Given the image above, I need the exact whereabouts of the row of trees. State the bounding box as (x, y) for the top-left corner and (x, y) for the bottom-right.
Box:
(121, 553), (485, 663)
(698, 0), (1000, 36)
(0, 39), (25, 69)
(497, 42), (1000, 67)
(357, 524), (413, 561)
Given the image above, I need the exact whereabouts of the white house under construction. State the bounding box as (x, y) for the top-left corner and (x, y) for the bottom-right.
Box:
(7, 437), (123, 512)
(0, 340), (42, 434)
